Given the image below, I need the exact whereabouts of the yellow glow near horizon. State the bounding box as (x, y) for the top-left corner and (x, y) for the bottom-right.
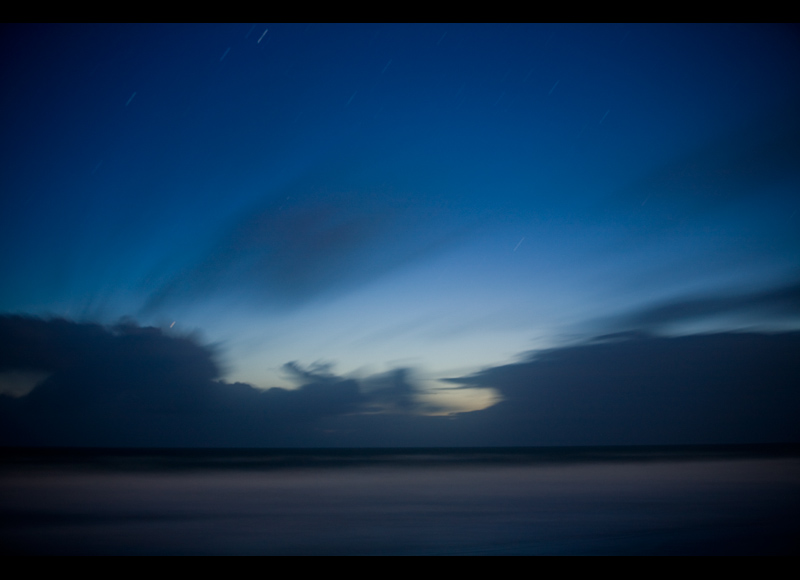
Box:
(418, 385), (503, 416)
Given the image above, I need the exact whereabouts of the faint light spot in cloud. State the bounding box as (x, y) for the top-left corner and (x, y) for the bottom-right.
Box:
(0, 370), (51, 398)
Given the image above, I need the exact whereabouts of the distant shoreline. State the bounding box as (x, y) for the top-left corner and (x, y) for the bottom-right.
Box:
(3, 443), (798, 472)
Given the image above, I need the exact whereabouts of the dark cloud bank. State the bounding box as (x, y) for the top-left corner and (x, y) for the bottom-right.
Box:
(1, 314), (799, 447)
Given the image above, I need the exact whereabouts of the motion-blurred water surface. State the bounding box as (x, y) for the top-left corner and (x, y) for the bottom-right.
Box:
(2, 446), (798, 555)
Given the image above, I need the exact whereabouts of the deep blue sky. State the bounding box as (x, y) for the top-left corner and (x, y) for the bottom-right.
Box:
(1, 24), (799, 446)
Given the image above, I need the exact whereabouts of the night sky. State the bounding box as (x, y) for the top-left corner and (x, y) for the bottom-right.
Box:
(1, 24), (799, 447)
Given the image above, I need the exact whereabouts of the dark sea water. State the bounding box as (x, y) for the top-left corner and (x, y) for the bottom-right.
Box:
(2, 446), (798, 555)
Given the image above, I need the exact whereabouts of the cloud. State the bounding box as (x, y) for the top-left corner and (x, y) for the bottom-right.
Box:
(359, 367), (435, 415)
(3, 316), (798, 447)
(609, 278), (800, 332)
(0, 315), (431, 447)
(0, 315), (222, 446)
(0, 315), (219, 404)
(444, 331), (800, 445)
(144, 162), (468, 314)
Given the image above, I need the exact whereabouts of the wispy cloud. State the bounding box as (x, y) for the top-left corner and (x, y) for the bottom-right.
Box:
(144, 163), (469, 315)
(607, 278), (800, 332)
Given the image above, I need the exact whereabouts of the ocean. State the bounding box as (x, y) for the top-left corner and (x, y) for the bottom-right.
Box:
(2, 446), (798, 555)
